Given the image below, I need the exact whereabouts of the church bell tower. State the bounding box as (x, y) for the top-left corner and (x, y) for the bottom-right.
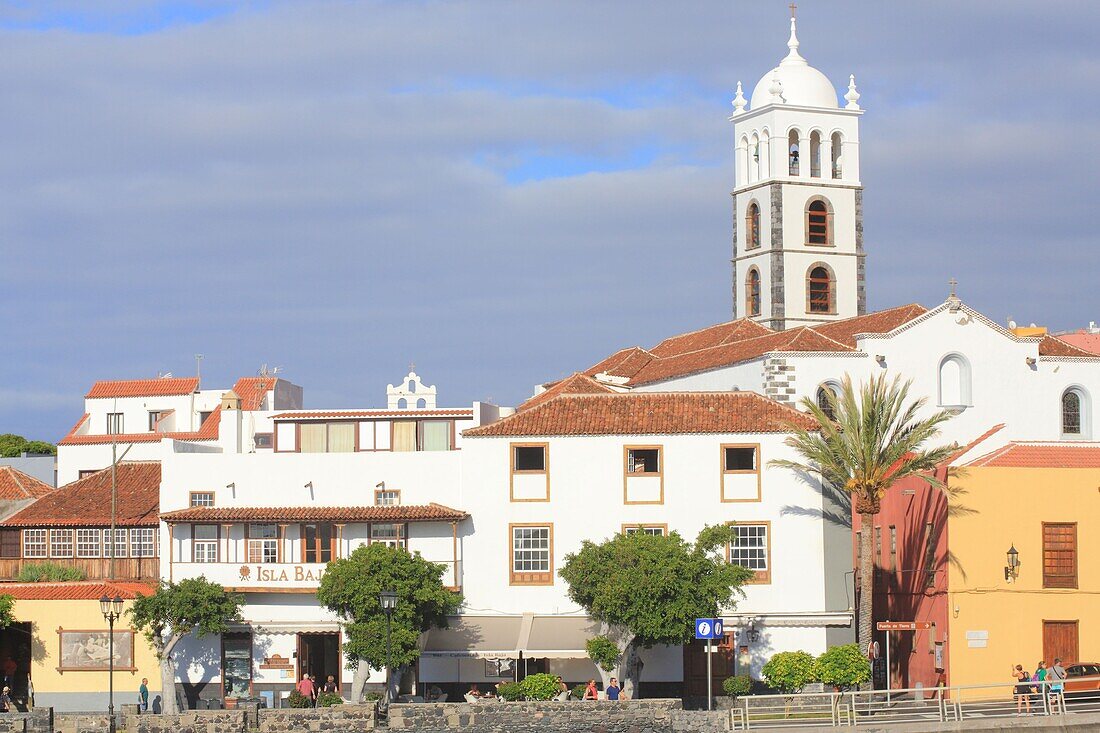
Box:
(730, 12), (865, 330)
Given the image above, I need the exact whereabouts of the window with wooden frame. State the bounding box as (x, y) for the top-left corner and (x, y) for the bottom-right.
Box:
(301, 523), (336, 563)
(0, 530), (19, 559)
(1061, 388), (1089, 437)
(805, 199), (832, 246)
(148, 410), (162, 431)
(190, 491), (215, 507)
(76, 528), (101, 558)
(723, 445), (758, 472)
(420, 420), (453, 451)
(78, 470), (98, 479)
(816, 384), (838, 421)
(130, 528), (156, 558)
(247, 524), (278, 563)
(103, 528), (128, 558)
(807, 265), (834, 314)
(1043, 522), (1077, 589)
(721, 443), (761, 503)
(873, 526), (882, 567)
(512, 444), (547, 473)
(626, 447), (660, 474)
(22, 529), (47, 558)
(923, 521), (937, 589)
(728, 522), (771, 584)
(369, 523), (406, 549)
(622, 524), (667, 537)
(106, 412), (124, 435)
(510, 524), (553, 586)
(375, 488), (401, 506)
(299, 422), (355, 453)
(193, 525), (218, 562)
(745, 202), (761, 249)
(49, 529), (74, 558)
(889, 526), (897, 572)
(746, 268), (761, 317)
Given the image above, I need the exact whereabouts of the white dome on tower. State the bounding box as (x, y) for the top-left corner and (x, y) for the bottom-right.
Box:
(749, 17), (838, 110)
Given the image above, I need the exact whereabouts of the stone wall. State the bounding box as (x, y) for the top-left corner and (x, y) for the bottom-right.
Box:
(0, 709), (52, 733)
(52, 712), (110, 733)
(387, 700), (729, 733)
(123, 709), (247, 733)
(258, 704), (375, 732)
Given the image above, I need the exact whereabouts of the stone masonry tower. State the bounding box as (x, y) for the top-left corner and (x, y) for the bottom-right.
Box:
(730, 13), (865, 330)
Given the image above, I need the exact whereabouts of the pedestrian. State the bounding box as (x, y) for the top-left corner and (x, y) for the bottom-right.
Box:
(1048, 658), (1066, 708)
(1031, 662), (1046, 707)
(322, 675), (338, 695)
(583, 679), (599, 701)
(1012, 664), (1031, 715)
(139, 678), (149, 713)
(606, 677), (621, 701)
(0, 686), (10, 713)
(297, 673), (315, 706)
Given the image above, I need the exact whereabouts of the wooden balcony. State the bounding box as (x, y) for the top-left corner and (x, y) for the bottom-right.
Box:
(0, 557), (160, 581)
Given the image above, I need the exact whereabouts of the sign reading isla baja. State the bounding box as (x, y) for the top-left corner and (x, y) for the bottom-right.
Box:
(238, 564), (326, 583)
(695, 618), (724, 640)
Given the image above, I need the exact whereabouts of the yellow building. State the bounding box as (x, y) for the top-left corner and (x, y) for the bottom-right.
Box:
(0, 581), (162, 711)
(947, 443), (1098, 687)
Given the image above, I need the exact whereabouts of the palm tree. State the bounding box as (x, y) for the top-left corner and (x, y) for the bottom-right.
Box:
(770, 373), (957, 652)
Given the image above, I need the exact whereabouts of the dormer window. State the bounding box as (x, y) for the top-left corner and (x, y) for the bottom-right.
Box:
(107, 413), (124, 435)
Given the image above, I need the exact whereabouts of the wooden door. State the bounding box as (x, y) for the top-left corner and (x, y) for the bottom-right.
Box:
(682, 634), (735, 697)
(1043, 621), (1079, 663)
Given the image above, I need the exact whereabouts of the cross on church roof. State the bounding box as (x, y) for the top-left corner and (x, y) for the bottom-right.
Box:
(789, 3), (797, 19)
(948, 277), (958, 298)
(408, 361), (416, 373)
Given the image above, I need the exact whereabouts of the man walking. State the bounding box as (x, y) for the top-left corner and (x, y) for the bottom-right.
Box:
(138, 678), (149, 713)
(1047, 658), (1066, 709)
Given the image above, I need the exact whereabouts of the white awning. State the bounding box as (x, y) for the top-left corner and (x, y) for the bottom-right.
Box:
(524, 616), (602, 659)
(420, 616), (524, 659)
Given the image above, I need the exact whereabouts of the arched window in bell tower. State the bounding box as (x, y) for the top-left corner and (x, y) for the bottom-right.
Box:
(809, 131), (822, 178)
(746, 268), (761, 317)
(745, 202), (761, 249)
(807, 265), (834, 314)
(788, 129), (800, 176)
(831, 132), (844, 179)
(806, 198), (832, 246)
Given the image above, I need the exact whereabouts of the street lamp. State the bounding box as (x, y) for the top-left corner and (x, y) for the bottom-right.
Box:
(100, 595), (124, 733)
(379, 590), (398, 710)
(1004, 545), (1021, 583)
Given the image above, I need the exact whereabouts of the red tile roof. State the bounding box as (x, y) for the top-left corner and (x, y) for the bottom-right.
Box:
(584, 347), (656, 380)
(464, 391), (817, 437)
(86, 377), (199, 399)
(649, 319), (774, 357)
(1037, 335), (1097, 358)
(0, 581), (156, 601)
(1056, 331), (1100, 355)
(271, 409), (473, 420)
(160, 503), (468, 523)
(578, 305), (927, 388)
(809, 304), (928, 348)
(58, 407), (221, 446)
(0, 467), (55, 501)
(965, 442), (1100, 468)
(2, 462), (160, 527)
(519, 373), (616, 412)
(232, 376), (278, 411)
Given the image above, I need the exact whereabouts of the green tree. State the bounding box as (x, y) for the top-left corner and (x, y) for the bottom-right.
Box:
(770, 374), (956, 656)
(814, 644), (870, 690)
(0, 434), (56, 457)
(0, 594), (15, 628)
(128, 578), (244, 714)
(316, 543), (461, 704)
(761, 650), (816, 694)
(559, 526), (753, 698)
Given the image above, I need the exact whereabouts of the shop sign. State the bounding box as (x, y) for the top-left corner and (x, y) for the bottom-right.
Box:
(238, 564), (326, 583)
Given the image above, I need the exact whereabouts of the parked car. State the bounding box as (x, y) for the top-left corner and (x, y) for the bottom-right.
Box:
(1063, 663), (1100, 704)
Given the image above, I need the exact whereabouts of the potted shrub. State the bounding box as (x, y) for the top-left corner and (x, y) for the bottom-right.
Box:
(286, 689), (312, 708)
(495, 682), (524, 701)
(316, 691), (344, 707)
(519, 673), (559, 701)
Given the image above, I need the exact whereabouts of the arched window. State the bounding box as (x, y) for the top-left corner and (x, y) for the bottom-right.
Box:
(807, 266), (833, 314)
(397, 397), (408, 409)
(416, 398), (427, 409)
(745, 202), (760, 249)
(938, 354), (972, 408)
(408, 380), (417, 393)
(809, 131), (822, 178)
(749, 133), (760, 183)
(788, 130), (800, 175)
(831, 132), (843, 179)
(807, 199), (831, 245)
(746, 268), (761, 316)
(816, 384), (838, 421)
(1062, 388), (1089, 437)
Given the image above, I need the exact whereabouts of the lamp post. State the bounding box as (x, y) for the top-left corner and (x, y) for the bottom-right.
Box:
(379, 590), (398, 711)
(100, 595), (124, 733)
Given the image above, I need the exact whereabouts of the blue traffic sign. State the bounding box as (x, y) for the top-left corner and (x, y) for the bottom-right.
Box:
(695, 618), (724, 640)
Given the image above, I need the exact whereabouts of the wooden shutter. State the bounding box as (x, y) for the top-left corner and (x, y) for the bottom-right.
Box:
(1042, 523), (1077, 589)
(1043, 621), (1079, 665)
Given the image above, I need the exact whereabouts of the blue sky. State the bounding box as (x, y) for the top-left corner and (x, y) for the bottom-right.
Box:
(2, 1), (1099, 441)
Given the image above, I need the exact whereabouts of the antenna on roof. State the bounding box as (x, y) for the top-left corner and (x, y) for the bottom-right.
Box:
(158, 371), (173, 379)
(195, 354), (204, 388)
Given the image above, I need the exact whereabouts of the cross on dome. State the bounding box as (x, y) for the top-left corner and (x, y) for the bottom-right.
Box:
(748, 13), (840, 110)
